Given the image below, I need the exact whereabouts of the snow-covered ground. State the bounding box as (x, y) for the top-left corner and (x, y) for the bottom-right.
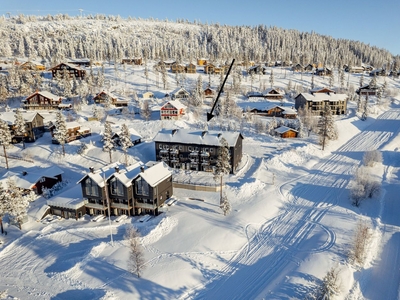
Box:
(0, 63), (400, 300)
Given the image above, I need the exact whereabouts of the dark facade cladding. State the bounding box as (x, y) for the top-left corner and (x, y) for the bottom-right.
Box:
(153, 129), (243, 174)
(79, 163), (173, 217)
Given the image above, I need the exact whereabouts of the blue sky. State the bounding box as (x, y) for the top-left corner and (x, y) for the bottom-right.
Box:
(1, 0), (399, 56)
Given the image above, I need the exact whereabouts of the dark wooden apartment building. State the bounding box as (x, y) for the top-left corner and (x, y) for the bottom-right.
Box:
(77, 161), (173, 216)
(153, 129), (244, 174)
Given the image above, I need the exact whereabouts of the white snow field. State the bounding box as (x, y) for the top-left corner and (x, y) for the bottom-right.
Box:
(0, 62), (400, 300)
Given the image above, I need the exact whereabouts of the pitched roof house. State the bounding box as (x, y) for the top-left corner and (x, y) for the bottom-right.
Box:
(0, 111), (45, 142)
(160, 100), (186, 120)
(22, 91), (71, 110)
(274, 126), (298, 138)
(170, 87), (190, 100)
(1, 166), (63, 194)
(77, 161), (173, 217)
(48, 62), (86, 79)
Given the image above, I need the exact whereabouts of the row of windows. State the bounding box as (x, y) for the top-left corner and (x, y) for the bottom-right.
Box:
(85, 177), (150, 197)
(159, 144), (214, 152)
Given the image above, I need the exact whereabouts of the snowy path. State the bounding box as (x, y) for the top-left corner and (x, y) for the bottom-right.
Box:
(184, 109), (400, 299)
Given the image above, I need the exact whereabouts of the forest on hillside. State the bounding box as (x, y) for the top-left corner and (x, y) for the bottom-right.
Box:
(0, 14), (398, 69)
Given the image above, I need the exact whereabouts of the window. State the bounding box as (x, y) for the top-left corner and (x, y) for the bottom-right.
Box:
(85, 178), (99, 196)
(135, 177), (149, 196)
(110, 178), (124, 196)
(40, 177), (46, 183)
(210, 148), (214, 153)
(179, 146), (183, 150)
(188, 146), (192, 151)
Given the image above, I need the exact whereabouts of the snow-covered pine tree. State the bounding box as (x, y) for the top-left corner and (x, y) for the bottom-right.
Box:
(214, 137), (231, 205)
(317, 105), (338, 150)
(119, 123), (133, 166)
(140, 100), (151, 121)
(269, 69), (274, 88)
(14, 109), (27, 149)
(221, 193), (231, 216)
(0, 119), (12, 169)
(103, 121), (114, 163)
(6, 178), (29, 230)
(54, 111), (68, 156)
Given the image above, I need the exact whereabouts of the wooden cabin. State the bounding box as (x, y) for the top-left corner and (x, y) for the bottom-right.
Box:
(48, 63), (86, 79)
(274, 126), (298, 138)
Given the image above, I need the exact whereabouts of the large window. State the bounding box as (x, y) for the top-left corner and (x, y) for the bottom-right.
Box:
(85, 178), (99, 196)
(110, 178), (124, 196)
(135, 177), (149, 196)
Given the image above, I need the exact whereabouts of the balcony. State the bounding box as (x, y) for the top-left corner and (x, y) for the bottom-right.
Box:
(200, 151), (210, 157)
(169, 148), (179, 154)
(135, 201), (157, 209)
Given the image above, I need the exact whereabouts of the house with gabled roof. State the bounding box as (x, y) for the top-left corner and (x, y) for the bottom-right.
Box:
(94, 90), (128, 107)
(170, 87), (190, 100)
(77, 161), (173, 216)
(310, 87), (336, 95)
(249, 104), (297, 119)
(51, 121), (91, 144)
(262, 88), (285, 100)
(295, 93), (348, 115)
(291, 64), (304, 72)
(274, 126), (298, 138)
(356, 84), (380, 96)
(0, 111), (45, 142)
(186, 63), (197, 74)
(171, 62), (186, 73)
(20, 61), (46, 71)
(22, 91), (70, 110)
(204, 86), (216, 99)
(315, 67), (332, 76)
(153, 129), (243, 173)
(111, 126), (142, 146)
(1, 166), (63, 195)
(48, 62), (86, 79)
(247, 65), (268, 75)
(160, 99), (186, 120)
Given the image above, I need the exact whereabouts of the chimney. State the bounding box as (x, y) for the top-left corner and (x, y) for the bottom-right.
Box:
(172, 129), (178, 136)
(201, 131), (207, 138)
(140, 166), (145, 173)
(115, 166), (120, 173)
(22, 171), (27, 176)
(89, 167), (94, 173)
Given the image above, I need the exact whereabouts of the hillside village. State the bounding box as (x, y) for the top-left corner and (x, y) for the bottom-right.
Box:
(0, 15), (400, 300)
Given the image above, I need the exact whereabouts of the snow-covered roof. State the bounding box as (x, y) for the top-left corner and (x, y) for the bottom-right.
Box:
(263, 88), (284, 95)
(153, 128), (243, 147)
(310, 87), (335, 94)
(112, 162), (143, 187)
(170, 87), (189, 96)
(1, 166), (63, 190)
(274, 126), (298, 134)
(162, 100), (187, 110)
(66, 121), (81, 129)
(94, 90), (117, 99)
(77, 163), (121, 187)
(139, 161), (171, 187)
(0, 111), (43, 125)
(46, 184), (87, 210)
(297, 93), (348, 102)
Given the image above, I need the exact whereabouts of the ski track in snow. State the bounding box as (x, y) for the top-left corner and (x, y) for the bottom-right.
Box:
(180, 108), (400, 300)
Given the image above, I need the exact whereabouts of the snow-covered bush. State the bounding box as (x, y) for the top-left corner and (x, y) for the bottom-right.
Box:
(349, 166), (381, 206)
(42, 181), (68, 199)
(348, 221), (372, 266)
(363, 150), (382, 167)
(77, 142), (88, 155)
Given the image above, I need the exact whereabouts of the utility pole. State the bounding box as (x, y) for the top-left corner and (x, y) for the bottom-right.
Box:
(103, 172), (114, 247)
